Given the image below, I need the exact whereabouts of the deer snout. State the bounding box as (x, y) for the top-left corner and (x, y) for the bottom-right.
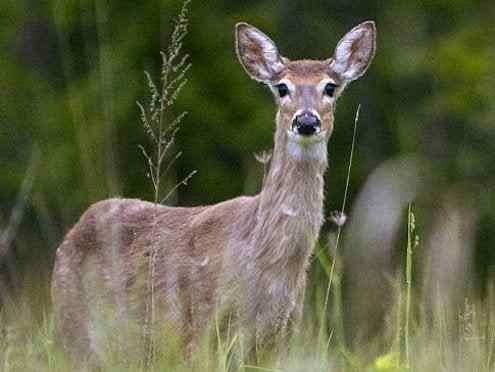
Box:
(292, 111), (321, 136)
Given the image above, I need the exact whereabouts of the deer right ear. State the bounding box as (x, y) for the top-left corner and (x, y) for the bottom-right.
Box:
(330, 21), (376, 82)
(235, 22), (286, 83)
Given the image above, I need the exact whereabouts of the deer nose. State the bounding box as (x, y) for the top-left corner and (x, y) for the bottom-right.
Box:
(293, 112), (321, 136)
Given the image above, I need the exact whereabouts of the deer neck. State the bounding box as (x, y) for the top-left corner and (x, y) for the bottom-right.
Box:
(248, 112), (328, 267)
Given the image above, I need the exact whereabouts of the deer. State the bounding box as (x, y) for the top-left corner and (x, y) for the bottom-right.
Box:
(51, 21), (376, 364)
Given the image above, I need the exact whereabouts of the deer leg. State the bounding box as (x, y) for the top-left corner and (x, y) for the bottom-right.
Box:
(52, 256), (94, 367)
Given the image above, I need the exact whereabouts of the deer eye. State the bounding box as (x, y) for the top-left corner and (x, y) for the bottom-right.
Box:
(275, 83), (289, 98)
(324, 82), (337, 97)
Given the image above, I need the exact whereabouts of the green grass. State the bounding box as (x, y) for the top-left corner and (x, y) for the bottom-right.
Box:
(2, 231), (495, 372)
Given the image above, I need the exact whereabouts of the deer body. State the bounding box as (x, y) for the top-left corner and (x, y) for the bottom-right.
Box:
(52, 21), (376, 361)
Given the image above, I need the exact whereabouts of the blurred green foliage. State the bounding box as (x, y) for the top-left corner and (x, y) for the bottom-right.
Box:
(0, 1), (494, 288)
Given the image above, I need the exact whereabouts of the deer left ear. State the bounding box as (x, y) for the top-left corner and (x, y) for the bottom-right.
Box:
(235, 22), (286, 83)
(330, 21), (376, 82)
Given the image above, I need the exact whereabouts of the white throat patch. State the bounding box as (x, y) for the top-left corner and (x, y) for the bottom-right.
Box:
(287, 136), (327, 163)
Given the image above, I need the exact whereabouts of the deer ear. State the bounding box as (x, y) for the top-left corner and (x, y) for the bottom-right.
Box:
(235, 22), (286, 83)
(330, 21), (376, 82)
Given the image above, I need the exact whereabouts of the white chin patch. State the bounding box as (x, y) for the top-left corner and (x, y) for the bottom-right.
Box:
(287, 131), (327, 162)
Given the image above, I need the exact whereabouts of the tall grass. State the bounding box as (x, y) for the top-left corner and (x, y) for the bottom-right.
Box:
(404, 203), (417, 369)
(136, 1), (195, 367)
(2, 240), (495, 371)
(137, 0), (195, 205)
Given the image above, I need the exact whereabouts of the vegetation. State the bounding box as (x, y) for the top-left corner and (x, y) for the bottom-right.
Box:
(1, 0), (494, 371)
(2, 231), (495, 371)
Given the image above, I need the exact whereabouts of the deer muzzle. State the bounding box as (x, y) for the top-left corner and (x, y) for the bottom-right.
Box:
(292, 111), (321, 136)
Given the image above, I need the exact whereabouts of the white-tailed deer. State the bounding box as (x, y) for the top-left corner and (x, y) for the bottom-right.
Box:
(52, 21), (376, 362)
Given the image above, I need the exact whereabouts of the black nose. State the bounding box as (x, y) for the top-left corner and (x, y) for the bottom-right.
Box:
(293, 112), (321, 136)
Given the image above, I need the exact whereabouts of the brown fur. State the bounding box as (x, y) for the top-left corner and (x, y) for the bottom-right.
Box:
(286, 60), (341, 84)
(51, 21), (376, 363)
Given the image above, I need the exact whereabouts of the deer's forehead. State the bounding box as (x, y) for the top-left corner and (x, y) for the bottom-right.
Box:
(282, 60), (340, 85)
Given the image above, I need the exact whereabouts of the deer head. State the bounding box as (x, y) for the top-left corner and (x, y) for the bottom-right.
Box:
(236, 21), (376, 162)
